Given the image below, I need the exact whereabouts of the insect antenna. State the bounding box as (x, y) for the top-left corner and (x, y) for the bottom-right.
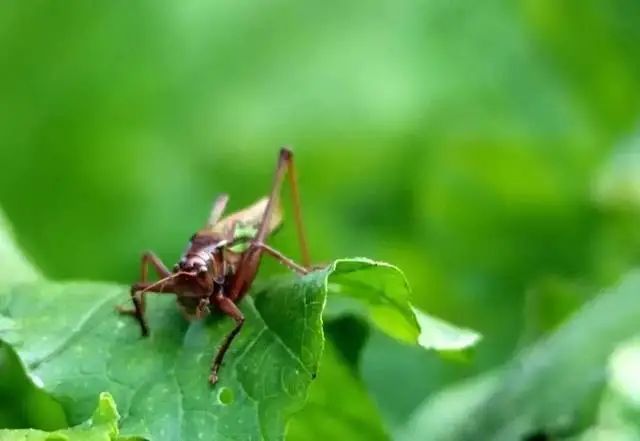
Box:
(138, 270), (196, 294)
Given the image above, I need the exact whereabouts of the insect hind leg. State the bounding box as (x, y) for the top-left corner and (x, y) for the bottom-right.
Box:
(227, 147), (312, 301)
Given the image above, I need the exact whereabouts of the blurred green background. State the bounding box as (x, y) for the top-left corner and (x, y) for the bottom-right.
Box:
(2, 0), (640, 438)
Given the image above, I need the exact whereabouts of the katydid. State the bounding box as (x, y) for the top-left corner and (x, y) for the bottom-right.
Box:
(117, 147), (312, 385)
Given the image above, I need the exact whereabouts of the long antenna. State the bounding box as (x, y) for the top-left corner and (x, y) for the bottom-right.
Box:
(139, 270), (196, 294)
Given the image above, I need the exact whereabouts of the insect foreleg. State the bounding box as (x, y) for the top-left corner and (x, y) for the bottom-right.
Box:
(138, 251), (171, 312)
(118, 251), (171, 318)
(209, 292), (245, 385)
(118, 278), (178, 337)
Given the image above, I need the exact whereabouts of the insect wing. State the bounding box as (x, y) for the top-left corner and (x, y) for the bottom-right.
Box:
(209, 196), (283, 240)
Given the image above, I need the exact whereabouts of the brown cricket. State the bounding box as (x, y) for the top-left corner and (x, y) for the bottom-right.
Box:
(118, 147), (312, 385)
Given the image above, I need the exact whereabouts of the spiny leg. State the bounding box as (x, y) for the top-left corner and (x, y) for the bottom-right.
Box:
(127, 283), (150, 337)
(252, 241), (308, 275)
(228, 147), (311, 301)
(280, 147), (311, 269)
(120, 280), (177, 336)
(118, 251), (171, 317)
(210, 292), (245, 385)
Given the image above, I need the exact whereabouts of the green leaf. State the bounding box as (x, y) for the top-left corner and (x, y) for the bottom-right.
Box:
(326, 258), (480, 352)
(402, 270), (640, 440)
(412, 308), (481, 353)
(577, 336), (640, 439)
(287, 342), (388, 441)
(0, 392), (141, 441)
(0, 207), (475, 440)
(0, 257), (468, 441)
(520, 277), (592, 346)
(396, 372), (498, 441)
(0, 276), (326, 441)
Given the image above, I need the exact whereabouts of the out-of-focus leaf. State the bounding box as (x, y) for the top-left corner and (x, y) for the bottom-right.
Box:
(444, 270), (640, 440)
(397, 372), (498, 441)
(594, 129), (640, 212)
(0, 392), (142, 441)
(520, 277), (592, 346)
(287, 342), (388, 441)
(563, 336), (640, 440)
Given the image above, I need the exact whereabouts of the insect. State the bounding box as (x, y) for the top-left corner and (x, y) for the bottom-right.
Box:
(117, 147), (312, 385)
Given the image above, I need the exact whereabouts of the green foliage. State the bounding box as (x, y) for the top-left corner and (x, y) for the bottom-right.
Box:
(0, 279), (323, 441)
(325, 259), (480, 351)
(1, 0), (640, 439)
(0, 218), (476, 440)
(0, 392), (141, 441)
(400, 271), (640, 440)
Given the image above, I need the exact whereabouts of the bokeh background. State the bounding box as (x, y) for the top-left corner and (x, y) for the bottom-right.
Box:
(2, 0), (640, 439)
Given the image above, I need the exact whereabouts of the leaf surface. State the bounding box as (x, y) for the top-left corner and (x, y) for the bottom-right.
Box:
(0, 257), (475, 440)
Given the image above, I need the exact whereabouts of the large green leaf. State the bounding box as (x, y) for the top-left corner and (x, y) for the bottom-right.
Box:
(0, 392), (141, 441)
(0, 205), (480, 440)
(0, 275), (326, 441)
(0, 256), (477, 441)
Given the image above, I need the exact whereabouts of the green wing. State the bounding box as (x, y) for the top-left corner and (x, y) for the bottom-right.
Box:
(210, 196), (283, 252)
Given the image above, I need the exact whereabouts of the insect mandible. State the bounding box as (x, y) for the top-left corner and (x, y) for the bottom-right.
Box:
(117, 147), (312, 385)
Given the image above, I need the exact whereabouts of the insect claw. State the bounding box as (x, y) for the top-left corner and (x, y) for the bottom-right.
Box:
(208, 373), (218, 386)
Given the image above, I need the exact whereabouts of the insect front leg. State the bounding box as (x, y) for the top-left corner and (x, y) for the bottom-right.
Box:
(209, 291), (245, 385)
(118, 251), (173, 337)
(118, 251), (171, 316)
(121, 280), (179, 337)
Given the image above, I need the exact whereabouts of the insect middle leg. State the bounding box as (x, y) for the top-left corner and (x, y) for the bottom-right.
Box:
(209, 291), (245, 385)
(251, 241), (308, 275)
(117, 251), (172, 336)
